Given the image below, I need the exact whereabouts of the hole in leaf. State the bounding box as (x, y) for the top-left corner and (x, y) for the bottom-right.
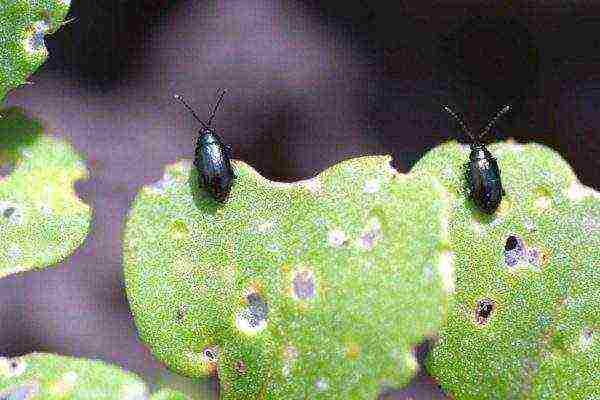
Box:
(293, 270), (315, 300)
(526, 248), (540, 265)
(504, 234), (525, 267)
(246, 293), (268, 327)
(505, 235), (521, 251)
(235, 360), (247, 374)
(475, 298), (495, 325)
(3, 207), (16, 219)
(203, 347), (217, 361)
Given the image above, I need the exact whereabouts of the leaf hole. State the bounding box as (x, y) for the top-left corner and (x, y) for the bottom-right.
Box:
(234, 360), (247, 374)
(474, 298), (495, 325)
(292, 270), (315, 300)
(246, 293), (268, 327)
(202, 347), (218, 362)
(504, 234), (525, 267)
(235, 293), (269, 335)
(3, 207), (16, 219)
(505, 235), (521, 251)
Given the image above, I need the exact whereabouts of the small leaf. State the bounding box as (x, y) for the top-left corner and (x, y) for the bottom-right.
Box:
(0, 108), (91, 279)
(0, 0), (71, 101)
(0, 353), (188, 400)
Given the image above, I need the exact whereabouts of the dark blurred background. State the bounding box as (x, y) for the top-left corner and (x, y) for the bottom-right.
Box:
(1, 0), (599, 398)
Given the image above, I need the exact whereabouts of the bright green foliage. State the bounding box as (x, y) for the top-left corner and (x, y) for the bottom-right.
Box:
(0, 0), (70, 101)
(0, 353), (190, 400)
(414, 142), (600, 399)
(0, 107), (91, 278)
(154, 369), (217, 400)
(151, 388), (194, 400)
(124, 156), (452, 399)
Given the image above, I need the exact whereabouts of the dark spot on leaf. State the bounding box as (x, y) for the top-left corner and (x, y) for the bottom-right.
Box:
(504, 235), (523, 251)
(526, 248), (539, 265)
(293, 271), (315, 300)
(203, 347), (217, 361)
(176, 305), (186, 320)
(235, 360), (247, 374)
(505, 235), (525, 267)
(3, 207), (15, 219)
(475, 298), (495, 325)
(246, 293), (268, 327)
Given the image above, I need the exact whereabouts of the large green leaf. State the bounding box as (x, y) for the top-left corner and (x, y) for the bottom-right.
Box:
(415, 142), (600, 399)
(124, 155), (452, 399)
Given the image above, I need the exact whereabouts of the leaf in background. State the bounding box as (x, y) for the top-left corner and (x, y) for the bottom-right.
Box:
(0, 107), (91, 278)
(0, 0), (71, 101)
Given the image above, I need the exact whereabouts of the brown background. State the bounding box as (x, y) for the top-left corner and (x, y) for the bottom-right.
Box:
(1, 1), (599, 398)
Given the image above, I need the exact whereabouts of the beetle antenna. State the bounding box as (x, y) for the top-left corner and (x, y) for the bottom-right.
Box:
(442, 104), (476, 142)
(207, 89), (227, 127)
(173, 94), (210, 130)
(479, 104), (511, 140)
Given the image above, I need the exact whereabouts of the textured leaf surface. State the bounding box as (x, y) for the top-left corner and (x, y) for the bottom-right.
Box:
(124, 156), (452, 399)
(150, 388), (194, 400)
(0, 353), (190, 400)
(0, 0), (70, 101)
(0, 107), (91, 278)
(414, 142), (600, 399)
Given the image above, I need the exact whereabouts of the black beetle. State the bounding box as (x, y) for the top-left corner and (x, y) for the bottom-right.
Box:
(174, 90), (234, 203)
(442, 104), (511, 214)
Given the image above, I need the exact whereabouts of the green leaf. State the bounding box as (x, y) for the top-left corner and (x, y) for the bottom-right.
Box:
(0, 353), (189, 400)
(414, 141), (600, 399)
(124, 155), (452, 399)
(150, 388), (194, 400)
(0, 107), (91, 278)
(0, 0), (71, 101)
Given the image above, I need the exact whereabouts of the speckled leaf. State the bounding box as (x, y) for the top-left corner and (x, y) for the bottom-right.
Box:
(154, 369), (217, 400)
(413, 141), (600, 399)
(0, 0), (71, 101)
(124, 156), (452, 399)
(150, 388), (193, 400)
(0, 353), (189, 400)
(0, 107), (91, 278)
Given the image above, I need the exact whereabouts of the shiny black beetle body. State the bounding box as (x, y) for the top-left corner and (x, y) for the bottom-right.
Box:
(174, 91), (234, 203)
(443, 104), (510, 215)
(194, 128), (234, 202)
(467, 143), (503, 214)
